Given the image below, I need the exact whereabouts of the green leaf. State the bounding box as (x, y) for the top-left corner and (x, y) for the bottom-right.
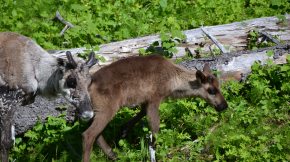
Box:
(276, 143), (283, 150)
(249, 30), (257, 37)
(40, 11), (48, 18)
(286, 54), (290, 63)
(118, 139), (125, 146)
(280, 65), (290, 72)
(266, 50), (274, 57)
(159, 0), (167, 10)
(160, 33), (170, 42)
(24, 131), (38, 139)
(12, 10), (17, 17)
(271, 0), (283, 6)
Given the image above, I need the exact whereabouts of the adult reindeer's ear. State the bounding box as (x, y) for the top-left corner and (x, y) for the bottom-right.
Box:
(196, 70), (207, 84)
(57, 58), (65, 66)
(66, 51), (77, 69)
(203, 63), (211, 73)
(86, 51), (98, 68)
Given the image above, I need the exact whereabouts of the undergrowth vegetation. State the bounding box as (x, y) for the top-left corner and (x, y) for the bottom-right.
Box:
(10, 57), (290, 161)
(2, 0), (290, 161)
(0, 0), (289, 49)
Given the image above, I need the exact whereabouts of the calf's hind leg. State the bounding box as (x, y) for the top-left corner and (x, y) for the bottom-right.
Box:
(146, 99), (162, 162)
(119, 103), (147, 139)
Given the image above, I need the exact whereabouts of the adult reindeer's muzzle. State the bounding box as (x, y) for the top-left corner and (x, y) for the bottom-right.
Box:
(61, 51), (98, 121)
(78, 95), (94, 121)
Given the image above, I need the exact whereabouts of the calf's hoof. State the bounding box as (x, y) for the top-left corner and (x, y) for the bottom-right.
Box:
(108, 151), (118, 161)
(120, 129), (129, 138)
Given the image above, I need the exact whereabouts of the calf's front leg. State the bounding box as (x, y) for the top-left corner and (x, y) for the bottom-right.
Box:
(82, 108), (117, 162)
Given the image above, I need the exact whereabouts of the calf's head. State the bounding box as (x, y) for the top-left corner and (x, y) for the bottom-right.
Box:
(59, 51), (98, 121)
(194, 63), (228, 112)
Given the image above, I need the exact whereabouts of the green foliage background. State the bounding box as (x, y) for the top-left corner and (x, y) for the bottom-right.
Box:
(1, 0), (290, 161)
(0, 0), (289, 49)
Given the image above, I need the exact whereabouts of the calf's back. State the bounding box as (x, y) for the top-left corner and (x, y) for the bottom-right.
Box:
(89, 55), (191, 107)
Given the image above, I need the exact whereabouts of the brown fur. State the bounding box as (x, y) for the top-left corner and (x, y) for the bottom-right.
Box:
(83, 55), (228, 161)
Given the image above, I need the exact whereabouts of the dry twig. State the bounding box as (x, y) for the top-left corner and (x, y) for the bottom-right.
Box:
(54, 11), (74, 36)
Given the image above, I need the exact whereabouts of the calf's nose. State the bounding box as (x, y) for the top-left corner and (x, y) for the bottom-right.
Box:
(215, 102), (228, 112)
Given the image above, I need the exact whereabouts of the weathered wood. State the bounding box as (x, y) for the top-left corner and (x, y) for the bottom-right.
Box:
(51, 14), (290, 66)
(201, 27), (229, 53)
(14, 15), (290, 136)
(55, 11), (74, 36)
(180, 44), (290, 81)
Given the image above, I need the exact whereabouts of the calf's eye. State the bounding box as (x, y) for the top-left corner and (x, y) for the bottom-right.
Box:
(207, 88), (216, 95)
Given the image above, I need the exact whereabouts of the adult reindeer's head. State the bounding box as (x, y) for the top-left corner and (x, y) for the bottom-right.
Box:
(194, 63), (228, 112)
(59, 51), (98, 121)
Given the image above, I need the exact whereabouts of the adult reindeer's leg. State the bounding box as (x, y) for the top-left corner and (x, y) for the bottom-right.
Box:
(146, 99), (161, 162)
(82, 108), (117, 162)
(0, 87), (22, 162)
(119, 103), (147, 138)
(0, 108), (16, 162)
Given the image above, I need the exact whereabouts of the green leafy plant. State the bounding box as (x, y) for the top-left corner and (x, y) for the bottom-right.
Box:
(11, 114), (87, 162)
(1, 0), (289, 49)
(247, 29), (277, 50)
(141, 30), (185, 58)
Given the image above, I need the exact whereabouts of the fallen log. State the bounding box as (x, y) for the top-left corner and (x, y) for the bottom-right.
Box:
(14, 15), (290, 135)
(51, 14), (290, 66)
(180, 44), (290, 81)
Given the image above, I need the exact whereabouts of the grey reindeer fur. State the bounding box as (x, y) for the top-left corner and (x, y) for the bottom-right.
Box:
(0, 32), (97, 162)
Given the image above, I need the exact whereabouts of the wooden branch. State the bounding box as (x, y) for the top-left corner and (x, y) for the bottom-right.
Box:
(201, 27), (229, 53)
(55, 11), (74, 36)
(259, 30), (282, 45)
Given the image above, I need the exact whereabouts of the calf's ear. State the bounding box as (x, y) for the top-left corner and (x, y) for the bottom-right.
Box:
(196, 70), (207, 84)
(203, 63), (211, 73)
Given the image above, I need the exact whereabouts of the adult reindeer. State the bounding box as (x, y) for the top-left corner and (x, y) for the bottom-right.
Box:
(83, 55), (228, 162)
(0, 32), (98, 162)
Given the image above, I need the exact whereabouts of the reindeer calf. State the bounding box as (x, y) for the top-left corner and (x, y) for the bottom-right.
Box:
(83, 55), (228, 161)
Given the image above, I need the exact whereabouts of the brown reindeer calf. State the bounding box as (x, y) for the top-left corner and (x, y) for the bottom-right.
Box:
(83, 55), (228, 162)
